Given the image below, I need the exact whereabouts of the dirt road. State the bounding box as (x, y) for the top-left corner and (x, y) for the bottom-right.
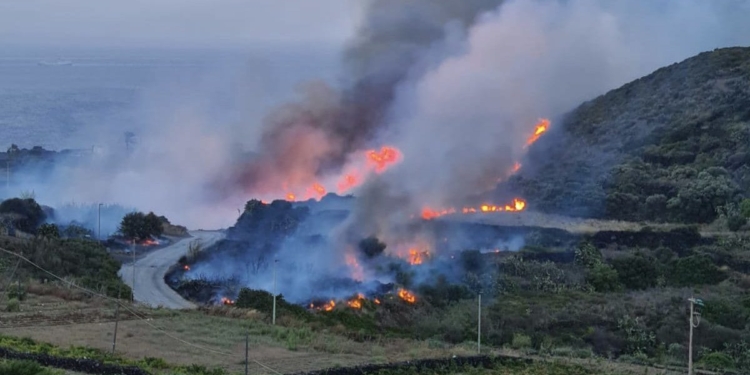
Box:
(118, 230), (223, 309)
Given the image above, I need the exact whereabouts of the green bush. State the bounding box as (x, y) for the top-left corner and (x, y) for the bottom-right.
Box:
(511, 333), (532, 350)
(611, 254), (660, 290)
(5, 298), (20, 312)
(585, 263), (621, 292)
(669, 255), (727, 287)
(699, 351), (735, 370)
(0, 359), (58, 375)
(7, 283), (26, 301)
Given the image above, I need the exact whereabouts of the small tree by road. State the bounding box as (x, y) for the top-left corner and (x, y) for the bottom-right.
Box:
(119, 211), (163, 241)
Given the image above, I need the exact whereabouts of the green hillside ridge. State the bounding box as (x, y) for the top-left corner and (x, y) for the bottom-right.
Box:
(513, 46), (750, 224)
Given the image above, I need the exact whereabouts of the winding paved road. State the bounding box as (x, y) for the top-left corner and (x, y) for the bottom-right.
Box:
(118, 230), (224, 309)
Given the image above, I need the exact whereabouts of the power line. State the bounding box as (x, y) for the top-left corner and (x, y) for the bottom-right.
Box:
(0, 246), (281, 374)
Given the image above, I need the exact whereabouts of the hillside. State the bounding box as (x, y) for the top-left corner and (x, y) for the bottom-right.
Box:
(513, 47), (750, 224)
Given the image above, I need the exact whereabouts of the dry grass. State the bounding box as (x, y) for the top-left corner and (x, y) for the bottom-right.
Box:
(449, 210), (747, 237)
(0, 292), (480, 374)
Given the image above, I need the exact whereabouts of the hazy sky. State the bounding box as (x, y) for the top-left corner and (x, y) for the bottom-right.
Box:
(0, 0), (364, 49)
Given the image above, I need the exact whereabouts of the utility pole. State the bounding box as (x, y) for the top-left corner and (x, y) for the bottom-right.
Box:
(98, 203), (103, 240)
(272, 259), (278, 325)
(245, 331), (249, 375)
(112, 287), (121, 354)
(688, 297), (703, 375)
(131, 240), (136, 302)
(477, 292), (482, 354)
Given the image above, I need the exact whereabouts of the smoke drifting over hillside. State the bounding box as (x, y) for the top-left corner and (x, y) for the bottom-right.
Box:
(5, 0), (750, 235)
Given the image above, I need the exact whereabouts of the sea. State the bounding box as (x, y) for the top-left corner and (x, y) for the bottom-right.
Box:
(0, 46), (342, 151)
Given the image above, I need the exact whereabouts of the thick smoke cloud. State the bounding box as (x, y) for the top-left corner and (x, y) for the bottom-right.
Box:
(178, 0), (750, 303)
(224, 0), (505, 198)
(348, 0), (750, 239)
(6, 0), (750, 238)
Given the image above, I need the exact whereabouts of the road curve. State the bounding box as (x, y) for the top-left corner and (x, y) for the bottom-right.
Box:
(118, 230), (224, 309)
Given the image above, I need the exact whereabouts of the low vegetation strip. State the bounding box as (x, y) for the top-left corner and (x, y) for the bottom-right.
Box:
(289, 355), (534, 375)
(0, 346), (148, 375)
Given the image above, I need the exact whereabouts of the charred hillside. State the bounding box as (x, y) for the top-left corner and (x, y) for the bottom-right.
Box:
(513, 47), (750, 224)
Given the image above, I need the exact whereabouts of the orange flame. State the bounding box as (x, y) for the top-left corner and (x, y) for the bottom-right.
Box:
(397, 288), (416, 304)
(511, 161), (522, 174)
(183, 265), (190, 271)
(525, 118), (550, 147)
(347, 293), (365, 309)
(323, 300), (336, 311)
(408, 249), (430, 265)
(220, 297), (235, 305)
(285, 193), (296, 201)
(337, 173), (360, 194)
(374, 298), (381, 305)
(366, 146), (402, 173)
(421, 198), (527, 220)
(307, 183), (327, 200)
(138, 238), (159, 246)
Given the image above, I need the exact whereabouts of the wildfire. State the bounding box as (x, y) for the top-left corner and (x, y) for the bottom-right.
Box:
(511, 161), (522, 174)
(408, 249), (429, 265)
(347, 293), (365, 309)
(279, 145), (402, 202)
(307, 183), (327, 200)
(134, 238), (159, 246)
(366, 146), (402, 173)
(525, 118), (550, 147)
(221, 297), (235, 306)
(397, 288), (416, 304)
(420, 198), (527, 220)
(337, 173), (360, 194)
(374, 298), (381, 305)
(323, 300), (336, 311)
(183, 265), (190, 271)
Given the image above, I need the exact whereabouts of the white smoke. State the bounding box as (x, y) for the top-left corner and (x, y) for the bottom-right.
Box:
(364, 0), (750, 220)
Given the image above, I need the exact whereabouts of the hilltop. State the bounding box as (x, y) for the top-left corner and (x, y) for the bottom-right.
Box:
(513, 47), (750, 224)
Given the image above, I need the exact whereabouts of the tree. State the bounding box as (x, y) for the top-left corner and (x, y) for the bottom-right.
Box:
(144, 212), (164, 237)
(741, 198), (750, 218)
(119, 211), (162, 241)
(0, 198), (46, 233)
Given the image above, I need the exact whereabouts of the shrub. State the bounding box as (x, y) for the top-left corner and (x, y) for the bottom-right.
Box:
(511, 333), (532, 350)
(699, 351), (734, 370)
(7, 283), (26, 301)
(36, 223), (60, 239)
(585, 263), (621, 292)
(5, 298), (20, 312)
(0, 359), (57, 375)
(669, 255), (727, 287)
(611, 254), (660, 290)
